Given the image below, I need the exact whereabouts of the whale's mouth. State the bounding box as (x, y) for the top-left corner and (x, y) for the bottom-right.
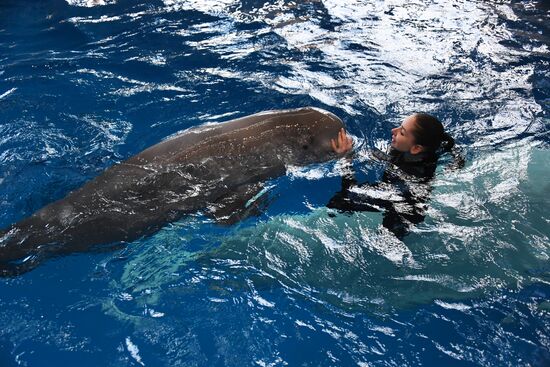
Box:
(301, 145), (339, 166)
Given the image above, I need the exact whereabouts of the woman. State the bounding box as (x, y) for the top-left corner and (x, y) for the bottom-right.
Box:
(328, 113), (458, 238)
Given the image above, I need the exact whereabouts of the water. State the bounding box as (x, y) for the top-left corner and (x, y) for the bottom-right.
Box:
(0, 0), (549, 366)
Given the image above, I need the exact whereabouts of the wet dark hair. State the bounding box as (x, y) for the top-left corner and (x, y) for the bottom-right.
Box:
(411, 113), (455, 152)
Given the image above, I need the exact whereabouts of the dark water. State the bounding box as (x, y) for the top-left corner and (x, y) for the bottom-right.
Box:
(0, 0), (549, 366)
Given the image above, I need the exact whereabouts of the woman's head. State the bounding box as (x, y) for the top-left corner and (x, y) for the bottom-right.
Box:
(391, 113), (454, 154)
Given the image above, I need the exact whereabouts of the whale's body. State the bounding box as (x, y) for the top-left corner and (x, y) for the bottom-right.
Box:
(0, 107), (344, 273)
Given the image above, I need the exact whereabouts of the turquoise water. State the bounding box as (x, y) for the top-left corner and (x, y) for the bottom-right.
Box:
(0, 0), (549, 366)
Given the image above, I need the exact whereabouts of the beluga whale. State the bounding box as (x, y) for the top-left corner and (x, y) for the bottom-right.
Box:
(0, 107), (345, 275)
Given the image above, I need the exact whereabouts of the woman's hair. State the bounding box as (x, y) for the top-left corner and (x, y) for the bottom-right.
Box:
(411, 113), (455, 152)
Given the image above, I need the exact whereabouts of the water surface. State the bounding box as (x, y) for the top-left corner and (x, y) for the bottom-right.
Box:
(0, 0), (549, 366)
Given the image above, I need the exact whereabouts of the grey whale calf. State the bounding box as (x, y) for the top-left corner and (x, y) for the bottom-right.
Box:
(0, 107), (344, 274)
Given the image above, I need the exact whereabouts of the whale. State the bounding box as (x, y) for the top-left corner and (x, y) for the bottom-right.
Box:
(0, 107), (344, 274)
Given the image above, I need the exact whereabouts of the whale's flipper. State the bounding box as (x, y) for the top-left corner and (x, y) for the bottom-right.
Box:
(206, 182), (271, 225)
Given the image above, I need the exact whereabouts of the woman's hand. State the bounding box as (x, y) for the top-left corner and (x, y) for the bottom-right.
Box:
(331, 128), (353, 154)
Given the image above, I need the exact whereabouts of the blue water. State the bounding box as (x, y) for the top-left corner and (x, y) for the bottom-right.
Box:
(1, 0), (549, 366)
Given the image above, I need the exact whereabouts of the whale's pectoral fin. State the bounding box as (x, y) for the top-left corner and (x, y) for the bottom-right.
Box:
(206, 182), (271, 225)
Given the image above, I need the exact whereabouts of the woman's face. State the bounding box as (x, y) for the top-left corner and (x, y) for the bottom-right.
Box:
(391, 115), (420, 153)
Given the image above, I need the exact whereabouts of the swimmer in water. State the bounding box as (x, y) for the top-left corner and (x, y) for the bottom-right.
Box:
(328, 113), (460, 238)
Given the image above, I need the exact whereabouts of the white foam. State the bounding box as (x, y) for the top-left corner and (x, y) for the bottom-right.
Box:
(253, 295), (275, 308)
(295, 320), (316, 330)
(65, 0), (115, 7)
(0, 88), (16, 100)
(125, 337), (145, 366)
(434, 300), (472, 311)
(68, 15), (121, 23)
(287, 165), (328, 180)
(148, 309), (165, 318)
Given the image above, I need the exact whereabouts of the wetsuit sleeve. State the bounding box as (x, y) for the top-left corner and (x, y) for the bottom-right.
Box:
(327, 157), (382, 213)
(340, 157), (357, 191)
(381, 195), (427, 239)
(327, 160), (433, 239)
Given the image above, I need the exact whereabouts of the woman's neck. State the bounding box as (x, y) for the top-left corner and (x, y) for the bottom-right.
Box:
(388, 147), (437, 164)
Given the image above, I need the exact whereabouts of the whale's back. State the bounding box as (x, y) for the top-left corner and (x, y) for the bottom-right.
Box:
(0, 107), (343, 274)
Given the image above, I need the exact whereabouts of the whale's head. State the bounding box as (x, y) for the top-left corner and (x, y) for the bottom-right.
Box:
(278, 107), (345, 166)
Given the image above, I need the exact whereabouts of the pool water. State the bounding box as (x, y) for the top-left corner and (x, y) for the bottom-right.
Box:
(0, 0), (549, 366)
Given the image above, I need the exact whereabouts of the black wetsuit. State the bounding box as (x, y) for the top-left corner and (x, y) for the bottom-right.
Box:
(327, 147), (438, 239)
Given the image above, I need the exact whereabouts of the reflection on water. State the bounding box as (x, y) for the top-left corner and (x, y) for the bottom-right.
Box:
(0, 0), (549, 366)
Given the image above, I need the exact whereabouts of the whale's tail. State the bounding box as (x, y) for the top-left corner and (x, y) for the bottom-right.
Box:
(0, 227), (31, 276)
(0, 251), (42, 277)
(0, 221), (55, 277)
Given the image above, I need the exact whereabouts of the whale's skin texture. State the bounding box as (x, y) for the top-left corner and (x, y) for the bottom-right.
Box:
(0, 107), (344, 274)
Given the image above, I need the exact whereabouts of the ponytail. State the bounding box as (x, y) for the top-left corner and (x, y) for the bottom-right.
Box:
(440, 132), (455, 152)
(440, 132), (464, 170)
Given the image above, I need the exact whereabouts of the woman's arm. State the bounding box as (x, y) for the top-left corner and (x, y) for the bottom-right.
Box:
(331, 128), (356, 189)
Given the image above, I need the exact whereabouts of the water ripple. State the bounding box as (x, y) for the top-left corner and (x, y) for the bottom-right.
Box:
(1, 0), (549, 366)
